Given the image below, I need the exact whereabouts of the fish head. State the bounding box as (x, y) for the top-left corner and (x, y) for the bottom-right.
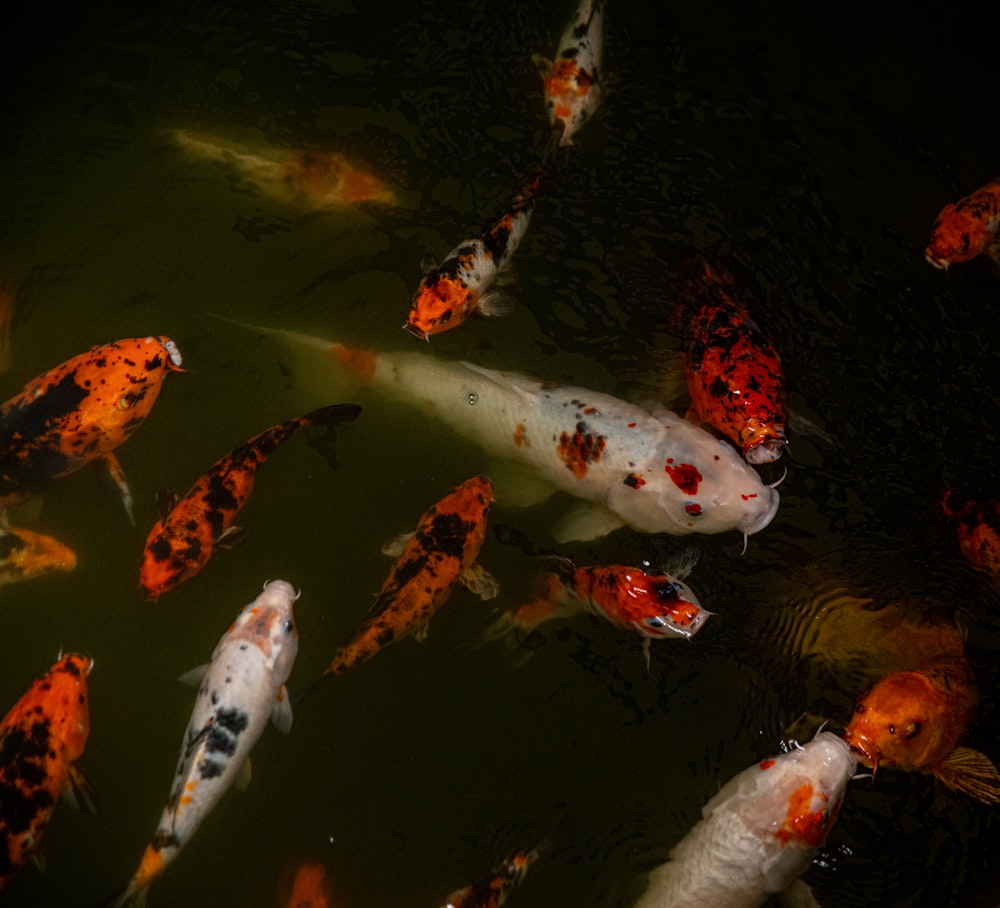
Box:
(742, 419), (789, 464)
(138, 522), (203, 601)
(0, 526), (77, 583)
(422, 474), (495, 567)
(227, 579), (301, 681)
(924, 203), (996, 269)
(843, 667), (968, 773)
(620, 570), (710, 639)
(42, 652), (93, 759)
(406, 272), (476, 339)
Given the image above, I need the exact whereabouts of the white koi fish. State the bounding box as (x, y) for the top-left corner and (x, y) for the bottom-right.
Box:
(535, 0), (604, 146)
(634, 731), (856, 908)
(110, 579), (300, 907)
(218, 320), (780, 544)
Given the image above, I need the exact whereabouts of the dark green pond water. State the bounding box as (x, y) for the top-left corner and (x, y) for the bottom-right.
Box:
(2, 1), (1000, 906)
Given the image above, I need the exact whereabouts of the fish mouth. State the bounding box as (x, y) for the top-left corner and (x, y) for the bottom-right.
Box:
(924, 250), (949, 271)
(745, 437), (788, 465)
(842, 730), (880, 772)
(403, 322), (429, 341)
(737, 484), (781, 537)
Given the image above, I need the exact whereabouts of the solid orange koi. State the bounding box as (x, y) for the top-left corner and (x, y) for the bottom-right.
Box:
(0, 336), (183, 519)
(0, 522), (76, 587)
(680, 261), (788, 464)
(941, 488), (1000, 581)
(405, 172), (542, 340)
(844, 656), (1000, 804)
(139, 403), (360, 601)
(442, 849), (538, 908)
(924, 177), (1000, 270)
(279, 860), (335, 908)
(0, 653), (94, 892)
(321, 475), (497, 679)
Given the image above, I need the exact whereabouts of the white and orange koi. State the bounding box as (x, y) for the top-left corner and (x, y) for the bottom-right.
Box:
(218, 320), (780, 545)
(109, 580), (299, 907)
(536, 0), (604, 147)
(634, 731), (856, 908)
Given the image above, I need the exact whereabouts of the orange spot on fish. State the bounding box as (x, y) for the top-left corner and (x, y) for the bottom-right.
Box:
(330, 344), (378, 380)
(759, 758), (776, 770)
(513, 423), (530, 447)
(773, 782), (829, 847)
(664, 459), (701, 495)
(557, 424), (606, 479)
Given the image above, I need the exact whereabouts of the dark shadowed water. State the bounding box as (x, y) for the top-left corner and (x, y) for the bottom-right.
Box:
(2, 1), (1000, 906)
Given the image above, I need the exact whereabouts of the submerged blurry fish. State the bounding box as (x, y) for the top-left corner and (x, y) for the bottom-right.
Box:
(442, 848), (538, 908)
(173, 130), (398, 209)
(843, 656), (1000, 804)
(680, 261), (788, 464)
(0, 653), (94, 893)
(217, 319), (780, 545)
(0, 519), (76, 586)
(941, 487), (1000, 581)
(535, 0), (604, 147)
(405, 171), (542, 340)
(633, 730), (856, 908)
(0, 336), (183, 521)
(924, 176), (1000, 270)
(321, 475), (497, 679)
(139, 403), (361, 601)
(279, 861), (334, 908)
(109, 580), (300, 907)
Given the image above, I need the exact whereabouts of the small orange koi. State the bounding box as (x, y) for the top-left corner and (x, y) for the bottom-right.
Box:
(405, 172), (542, 340)
(0, 521), (76, 587)
(924, 177), (1000, 270)
(139, 403), (361, 601)
(280, 860), (335, 908)
(0, 336), (183, 520)
(321, 475), (498, 678)
(941, 488), (1000, 581)
(680, 262), (788, 464)
(0, 653), (94, 892)
(443, 849), (538, 908)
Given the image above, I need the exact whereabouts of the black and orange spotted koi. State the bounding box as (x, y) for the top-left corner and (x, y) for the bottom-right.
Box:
(442, 848), (538, 908)
(925, 177), (1000, 270)
(321, 475), (497, 679)
(0, 336), (183, 519)
(0, 653), (94, 892)
(139, 403), (360, 601)
(680, 262), (788, 464)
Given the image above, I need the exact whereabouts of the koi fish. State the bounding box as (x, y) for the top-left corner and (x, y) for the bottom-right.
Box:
(941, 488), (1000, 581)
(110, 580), (300, 907)
(924, 177), (1000, 270)
(321, 475), (497, 679)
(680, 262), (788, 464)
(279, 861), (334, 908)
(173, 130), (397, 209)
(490, 555), (709, 645)
(634, 730), (856, 908)
(217, 319), (780, 545)
(405, 171), (541, 340)
(139, 403), (361, 601)
(535, 0), (604, 147)
(442, 849), (537, 908)
(0, 336), (183, 520)
(0, 521), (76, 586)
(843, 657), (1000, 804)
(0, 653), (94, 892)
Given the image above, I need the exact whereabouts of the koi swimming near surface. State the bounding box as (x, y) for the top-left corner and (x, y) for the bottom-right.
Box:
(109, 580), (300, 907)
(320, 475), (497, 680)
(680, 261), (788, 464)
(139, 403), (361, 601)
(217, 319), (781, 546)
(405, 171), (542, 340)
(633, 730), (857, 908)
(924, 177), (1000, 270)
(0, 336), (183, 521)
(0, 653), (95, 893)
(535, 0), (604, 147)
(441, 848), (538, 908)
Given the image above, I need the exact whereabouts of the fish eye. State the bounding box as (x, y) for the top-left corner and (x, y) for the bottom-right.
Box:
(854, 703), (865, 714)
(904, 722), (921, 739)
(283, 619), (295, 635)
(117, 393), (137, 410)
(888, 724), (895, 735)
(645, 616), (666, 628)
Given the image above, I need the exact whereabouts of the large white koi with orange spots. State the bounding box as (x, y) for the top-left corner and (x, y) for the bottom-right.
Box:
(219, 320), (779, 544)
(634, 731), (856, 908)
(110, 580), (299, 907)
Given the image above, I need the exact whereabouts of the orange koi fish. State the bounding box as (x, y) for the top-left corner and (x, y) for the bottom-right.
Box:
(173, 130), (397, 209)
(442, 849), (537, 908)
(279, 861), (334, 908)
(941, 488), (1000, 581)
(843, 657), (1000, 804)
(924, 177), (1000, 270)
(0, 653), (94, 892)
(0, 336), (183, 520)
(680, 262), (788, 464)
(493, 555), (709, 643)
(321, 475), (497, 679)
(404, 172), (542, 340)
(139, 403), (361, 601)
(0, 521), (76, 587)
(535, 0), (604, 147)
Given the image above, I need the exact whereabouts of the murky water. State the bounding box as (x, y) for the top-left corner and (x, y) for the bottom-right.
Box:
(2, 1), (1000, 906)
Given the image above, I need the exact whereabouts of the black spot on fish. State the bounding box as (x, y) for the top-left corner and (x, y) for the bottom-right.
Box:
(198, 757), (226, 779)
(215, 707), (249, 736)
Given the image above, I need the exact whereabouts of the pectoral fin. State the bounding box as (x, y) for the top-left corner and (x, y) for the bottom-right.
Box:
(935, 746), (1000, 804)
(104, 451), (134, 524)
(271, 684), (294, 734)
(62, 763), (98, 814)
(551, 503), (624, 543)
(215, 525), (246, 549)
(235, 757), (252, 791)
(381, 531), (414, 558)
(460, 562), (500, 600)
(177, 664), (210, 687)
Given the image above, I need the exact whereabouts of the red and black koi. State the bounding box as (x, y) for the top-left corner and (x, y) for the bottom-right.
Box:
(404, 172), (542, 340)
(925, 177), (1000, 270)
(680, 262), (788, 464)
(321, 475), (497, 679)
(0, 653), (94, 892)
(0, 336), (183, 520)
(442, 848), (538, 908)
(139, 403), (360, 601)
